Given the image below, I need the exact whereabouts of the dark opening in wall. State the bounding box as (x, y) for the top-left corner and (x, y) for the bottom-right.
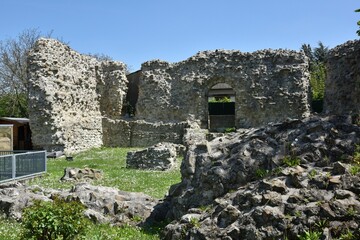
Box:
(208, 83), (236, 132)
(124, 70), (141, 117)
(311, 99), (323, 113)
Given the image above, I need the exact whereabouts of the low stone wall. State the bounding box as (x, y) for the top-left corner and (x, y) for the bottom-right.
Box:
(325, 40), (360, 115)
(102, 118), (187, 147)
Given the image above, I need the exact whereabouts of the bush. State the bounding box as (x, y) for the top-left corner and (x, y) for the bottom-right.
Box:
(22, 196), (90, 240)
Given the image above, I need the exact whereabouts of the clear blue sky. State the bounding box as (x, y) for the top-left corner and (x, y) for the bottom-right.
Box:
(0, 0), (358, 70)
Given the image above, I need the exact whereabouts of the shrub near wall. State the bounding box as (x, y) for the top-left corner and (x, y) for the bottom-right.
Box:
(22, 197), (89, 240)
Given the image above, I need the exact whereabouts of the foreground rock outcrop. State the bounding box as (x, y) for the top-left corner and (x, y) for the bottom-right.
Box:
(148, 115), (360, 239)
(62, 184), (158, 225)
(1, 115), (359, 239)
(0, 183), (158, 226)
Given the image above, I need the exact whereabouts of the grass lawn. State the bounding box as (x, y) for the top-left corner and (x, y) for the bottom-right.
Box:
(0, 147), (182, 240)
(30, 147), (182, 199)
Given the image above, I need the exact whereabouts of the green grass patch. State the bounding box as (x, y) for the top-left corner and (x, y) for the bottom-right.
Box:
(29, 147), (182, 199)
(85, 224), (160, 240)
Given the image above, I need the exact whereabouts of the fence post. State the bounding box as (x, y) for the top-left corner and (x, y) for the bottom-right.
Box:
(12, 154), (16, 179)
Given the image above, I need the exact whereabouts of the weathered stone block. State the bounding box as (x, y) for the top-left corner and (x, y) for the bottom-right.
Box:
(126, 142), (182, 170)
(61, 167), (103, 181)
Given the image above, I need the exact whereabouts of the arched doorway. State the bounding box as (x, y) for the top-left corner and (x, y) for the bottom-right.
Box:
(208, 83), (236, 132)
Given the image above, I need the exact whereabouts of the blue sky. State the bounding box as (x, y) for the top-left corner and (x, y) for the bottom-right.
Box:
(0, 0), (358, 70)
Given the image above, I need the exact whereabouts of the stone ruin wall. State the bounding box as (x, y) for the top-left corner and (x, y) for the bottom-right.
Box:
(27, 38), (315, 153)
(27, 38), (128, 153)
(136, 49), (311, 128)
(102, 119), (186, 147)
(325, 40), (360, 116)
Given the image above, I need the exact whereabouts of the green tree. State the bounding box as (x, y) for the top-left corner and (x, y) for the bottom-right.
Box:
(310, 62), (326, 100)
(301, 42), (329, 112)
(356, 9), (360, 36)
(0, 28), (42, 117)
(313, 42), (329, 63)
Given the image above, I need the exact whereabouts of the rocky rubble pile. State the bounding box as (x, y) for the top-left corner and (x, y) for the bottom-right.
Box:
(0, 183), (158, 226)
(153, 115), (360, 239)
(61, 184), (158, 225)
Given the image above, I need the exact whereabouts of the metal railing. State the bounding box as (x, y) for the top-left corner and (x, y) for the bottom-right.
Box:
(0, 150), (29, 156)
(0, 151), (47, 183)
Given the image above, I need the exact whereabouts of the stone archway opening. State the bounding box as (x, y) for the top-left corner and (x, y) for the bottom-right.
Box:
(208, 83), (236, 132)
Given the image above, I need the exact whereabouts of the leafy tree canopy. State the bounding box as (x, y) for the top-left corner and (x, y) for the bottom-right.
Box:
(356, 9), (360, 36)
(301, 42), (329, 112)
(0, 28), (43, 117)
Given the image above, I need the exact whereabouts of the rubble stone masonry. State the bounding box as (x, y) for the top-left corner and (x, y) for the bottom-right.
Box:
(325, 40), (360, 115)
(27, 39), (316, 153)
(137, 49), (311, 128)
(27, 38), (128, 153)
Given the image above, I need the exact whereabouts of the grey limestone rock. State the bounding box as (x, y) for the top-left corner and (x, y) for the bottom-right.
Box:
(126, 142), (185, 170)
(60, 167), (103, 181)
(156, 115), (360, 239)
(0, 183), (158, 226)
(64, 183), (158, 226)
